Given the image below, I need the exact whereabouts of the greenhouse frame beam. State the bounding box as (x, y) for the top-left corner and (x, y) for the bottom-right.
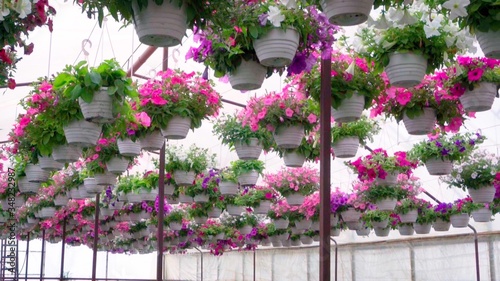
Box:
(194, 247), (203, 281)
(25, 233), (30, 281)
(319, 55), (332, 281)
(39, 229), (45, 281)
(60, 219), (66, 281)
(330, 238), (338, 281)
(422, 190), (480, 281)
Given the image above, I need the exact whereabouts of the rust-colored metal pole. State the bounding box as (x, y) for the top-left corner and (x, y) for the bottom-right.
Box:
(25, 233), (29, 281)
(157, 47), (168, 281)
(126, 46), (157, 77)
(39, 229), (46, 281)
(91, 194), (100, 281)
(60, 219), (67, 281)
(319, 54), (332, 281)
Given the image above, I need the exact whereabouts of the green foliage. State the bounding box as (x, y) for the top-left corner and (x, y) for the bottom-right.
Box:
(212, 113), (273, 150)
(52, 59), (137, 118)
(409, 132), (484, 163)
(305, 52), (386, 110)
(186, 202), (212, 218)
(362, 185), (407, 202)
(416, 207), (437, 224)
(331, 116), (380, 144)
(165, 208), (185, 224)
(361, 210), (391, 228)
(428, 0), (500, 33)
(444, 150), (500, 191)
(164, 144), (216, 174)
(219, 167), (238, 184)
(233, 188), (273, 208)
(230, 160), (265, 176)
(394, 198), (419, 215)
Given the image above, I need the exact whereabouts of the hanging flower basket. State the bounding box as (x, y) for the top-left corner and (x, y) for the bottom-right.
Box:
(283, 151), (306, 168)
(332, 137), (359, 158)
(340, 207), (361, 222)
(173, 170), (196, 186)
(432, 218), (451, 231)
(63, 120), (102, 147)
(450, 214), (470, 228)
(193, 194), (210, 203)
(295, 218), (312, 230)
(252, 201), (271, 215)
(106, 157), (130, 175)
(78, 88), (114, 123)
(372, 219), (389, 229)
(39, 207), (56, 218)
(253, 28), (300, 67)
(117, 138), (141, 157)
(237, 170), (259, 186)
(178, 193), (193, 203)
(17, 177), (40, 194)
(238, 225), (253, 235)
(84, 178), (105, 194)
(219, 181), (239, 195)
(285, 193), (306, 206)
(398, 224), (415, 236)
(425, 158), (453, 176)
(169, 222), (183, 231)
(274, 218), (289, 229)
(331, 92), (365, 123)
(127, 193), (143, 204)
(161, 116), (191, 140)
(39, 156), (64, 172)
(94, 172), (117, 186)
(300, 236), (314, 245)
(226, 205), (244, 216)
(476, 31), (500, 59)
(471, 208), (492, 222)
(165, 183), (176, 196)
(459, 82), (497, 112)
(374, 227), (390, 237)
(399, 210), (418, 223)
(467, 185), (496, 203)
(356, 226), (370, 236)
(374, 173), (399, 186)
(139, 188), (158, 202)
(320, 0), (372, 26)
(25, 164), (50, 183)
(54, 195), (69, 207)
(208, 208), (222, 218)
(273, 125), (305, 149)
(234, 138), (262, 160)
(132, 0), (187, 47)
(229, 59), (267, 91)
(194, 216), (208, 224)
(385, 52), (427, 88)
(374, 198), (397, 211)
(330, 228), (341, 236)
(402, 107), (436, 135)
(140, 130), (165, 151)
(52, 144), (81, 164)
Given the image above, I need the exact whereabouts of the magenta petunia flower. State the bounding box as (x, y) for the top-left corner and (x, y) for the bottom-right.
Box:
(467, 68), (484, 82)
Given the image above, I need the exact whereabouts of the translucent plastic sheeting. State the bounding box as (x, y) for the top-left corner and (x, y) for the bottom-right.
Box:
(164, 232), (500, 281)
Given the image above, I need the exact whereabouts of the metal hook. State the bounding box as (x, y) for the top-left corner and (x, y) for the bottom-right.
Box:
(172, 48), (180, 67)
(81, 39), (92, 60)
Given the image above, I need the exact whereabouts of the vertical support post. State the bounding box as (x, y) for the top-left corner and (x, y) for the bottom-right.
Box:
(0, 239), (4, 281)
(60, 219), (66, 281)
(319, 53), (332, 281)
(253, 250), (256, 281)
(410, 242), (416, 281)
(469, 225), (480, 281)
(25, 233), (29, 281)
(40, 229), (46, 281)
(105, 251), (109, 280)
(330, 238), (338, 281)
(488, 237), (496, 281)
(157, 47), (168, 281)
(92, 194), (100, 281)
(194, 247), (203, 281)
(15, 238), (19, 280)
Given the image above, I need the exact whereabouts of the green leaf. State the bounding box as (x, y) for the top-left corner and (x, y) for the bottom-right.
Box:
(249, 26), (259, 39)
(53, 73), (72, 88)
(70, 85), (82, 100)
(80, 88), (93, 103)
(89, 70), (102, 85)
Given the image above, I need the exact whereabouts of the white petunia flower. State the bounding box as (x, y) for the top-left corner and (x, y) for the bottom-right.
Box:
(0, 1), (10, 21)
(346, 61), (355, 76)
(397, 9), (418, 25)
(424, 20), (442, 38)
(471, 172), (478, 179)
(443, 0), (470, 20)
(14, 0), (31, 19)
(268, 6), (285, 27)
